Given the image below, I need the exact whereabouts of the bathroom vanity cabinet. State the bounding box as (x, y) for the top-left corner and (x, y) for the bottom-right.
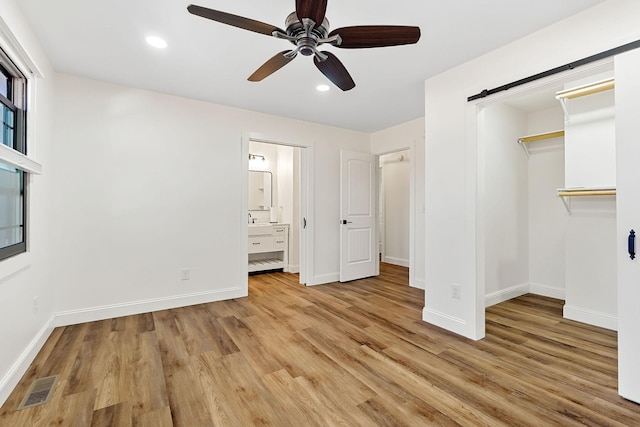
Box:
(248, 224), (289, 273)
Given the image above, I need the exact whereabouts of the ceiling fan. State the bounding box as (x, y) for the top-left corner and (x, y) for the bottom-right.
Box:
(187, 1), (421, 91)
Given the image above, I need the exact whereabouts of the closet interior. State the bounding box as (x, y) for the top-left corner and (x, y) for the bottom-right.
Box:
(480, 62), (617, 330)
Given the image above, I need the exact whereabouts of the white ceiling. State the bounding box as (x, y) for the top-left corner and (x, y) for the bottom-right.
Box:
(17, 0), (604, 132)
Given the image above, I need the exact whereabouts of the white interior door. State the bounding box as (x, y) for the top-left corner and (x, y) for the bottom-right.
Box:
(340, 150), (377, 282)
(615, 49), (640, 404)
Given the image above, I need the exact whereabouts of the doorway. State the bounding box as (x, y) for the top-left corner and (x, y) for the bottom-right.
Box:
(379, 150), (411, 269)
(475, 59), (617, 332)
(244, 136), (312, 285)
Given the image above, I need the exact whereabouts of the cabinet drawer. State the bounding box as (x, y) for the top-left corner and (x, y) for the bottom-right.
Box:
(274, 237), (286, 249)
(248, 236), (274, 253)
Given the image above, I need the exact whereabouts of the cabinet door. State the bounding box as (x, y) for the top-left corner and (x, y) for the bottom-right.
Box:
(615, 49), (640, 404)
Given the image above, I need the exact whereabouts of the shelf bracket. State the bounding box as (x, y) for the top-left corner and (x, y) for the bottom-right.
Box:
(559, 98), (570, 123)
(517, 139), (530, 157)
(559, 195), (571, 215)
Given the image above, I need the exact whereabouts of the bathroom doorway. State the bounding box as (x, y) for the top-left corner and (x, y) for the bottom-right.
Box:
(244, 136), (312, 285)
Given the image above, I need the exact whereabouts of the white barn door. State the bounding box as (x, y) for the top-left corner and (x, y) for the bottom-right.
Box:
(340, 150), (378, 282)
(615, 49), (640, 404)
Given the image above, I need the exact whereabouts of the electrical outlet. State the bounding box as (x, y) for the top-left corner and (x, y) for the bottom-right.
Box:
(180, 268), (190, 281)
(33, 296), (39, 313)
(451, 284), (461, 300)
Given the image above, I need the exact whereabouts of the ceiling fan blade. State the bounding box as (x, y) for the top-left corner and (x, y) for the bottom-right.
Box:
(187, 4), (284, 36)
(296, 0), (328, 27)
(314, 51), (355, 91)
(329, 26), (421, 48)
(248, 51), (296, 82)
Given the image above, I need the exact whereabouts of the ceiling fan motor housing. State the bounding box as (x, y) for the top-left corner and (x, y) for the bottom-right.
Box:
(285, 12), (329, 56)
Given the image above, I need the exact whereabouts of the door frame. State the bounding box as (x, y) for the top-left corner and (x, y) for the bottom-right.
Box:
(241, 133), (315, 285)
(374, 143), (419, 289)
(470, 57), (616, 339)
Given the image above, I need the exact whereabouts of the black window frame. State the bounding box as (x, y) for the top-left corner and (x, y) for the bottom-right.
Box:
(0, 53), (27, 261)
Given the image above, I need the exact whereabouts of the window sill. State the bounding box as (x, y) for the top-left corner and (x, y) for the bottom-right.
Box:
(0, 144), (42, 174)
(0, 252), (31, 283)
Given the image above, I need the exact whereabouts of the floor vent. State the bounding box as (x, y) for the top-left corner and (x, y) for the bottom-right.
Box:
(17, 375), (59, 410)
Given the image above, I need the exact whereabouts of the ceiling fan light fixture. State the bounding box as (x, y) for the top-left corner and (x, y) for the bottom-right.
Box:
(145, 35), (168, 49)
(316, 84), (330, 92)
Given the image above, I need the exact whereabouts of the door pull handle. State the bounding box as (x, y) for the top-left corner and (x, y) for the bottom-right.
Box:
(341, 220), (353, 225)
(629, 230), (636, 260)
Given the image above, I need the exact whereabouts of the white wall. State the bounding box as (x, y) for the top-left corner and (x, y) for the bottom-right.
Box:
(50, 73), (369, 323)
(564, 211), (617, 329)
(527, 107), (566, 298)
(371, 117), (425, 288)
(380, 150), (410, 267)
(424, 0), (640, 339)
(479, 104), (529, 305)
(0, 0), (56, 405)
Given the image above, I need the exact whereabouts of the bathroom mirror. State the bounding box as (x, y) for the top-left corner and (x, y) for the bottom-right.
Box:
(248, 170), (272, 211)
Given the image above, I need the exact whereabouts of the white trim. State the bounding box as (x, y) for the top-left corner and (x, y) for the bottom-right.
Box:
(0, 315), (54, 407)
(410, 277), (425, 290)
(0, 17), (44, 79)
(0, 144), (42, 174)
(422, 307), (471, 338)
(408, 140), (417, 292)
(287, 264), (300, 274)
(485, 283), (529, 307)
(383, 256), (409, 268)
(54, 287), (245, 327)
(529, 282), (565, 300)
(563, 304), (617, 331)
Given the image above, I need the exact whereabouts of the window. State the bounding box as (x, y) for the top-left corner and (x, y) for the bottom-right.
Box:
(0, 53), (27, 261)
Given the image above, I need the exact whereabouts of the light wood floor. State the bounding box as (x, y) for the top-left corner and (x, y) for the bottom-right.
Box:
(1, 263), (639, 426)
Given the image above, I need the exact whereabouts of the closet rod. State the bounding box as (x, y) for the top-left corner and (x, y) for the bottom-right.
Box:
(467, 39), (640, 102)
(518, 130), (565, 144)
(556, 78), (614, 100)
(557, 189), (616, 197)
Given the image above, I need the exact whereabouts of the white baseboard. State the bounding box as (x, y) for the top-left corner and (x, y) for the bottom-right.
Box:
(423, 307), (470, 338)
(0, 315), (55, 407)
(485, 283), (529, 307)
(563, 304), (617, 331)
(529, 282), (565, 300)
(287, 264), (300, 274)
(410, 277), (425, 290)
(54, 287), (246, 327)
(383, 256), (409, 268)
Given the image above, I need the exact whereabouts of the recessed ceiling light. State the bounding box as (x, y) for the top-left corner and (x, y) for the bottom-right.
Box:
(145, 36), (168, 49)
(316, 84), (330, 92)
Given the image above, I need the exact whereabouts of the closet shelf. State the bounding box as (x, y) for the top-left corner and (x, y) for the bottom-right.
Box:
(557, 187), (616, 214)
(518, 130), (565, 156)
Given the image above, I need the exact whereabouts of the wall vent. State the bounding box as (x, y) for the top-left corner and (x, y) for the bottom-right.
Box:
(17, 375), (59, 410)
